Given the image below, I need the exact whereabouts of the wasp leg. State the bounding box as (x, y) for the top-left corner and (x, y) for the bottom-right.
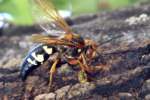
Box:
(77, 53), (97, 83)
(80, 53), (93, 73)
(49, 59), (59, 87)
(77, 60), (88, 83)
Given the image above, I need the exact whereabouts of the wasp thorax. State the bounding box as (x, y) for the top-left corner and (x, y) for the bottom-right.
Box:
(64, 47), (83, 59)
(72, 34), (85, 47)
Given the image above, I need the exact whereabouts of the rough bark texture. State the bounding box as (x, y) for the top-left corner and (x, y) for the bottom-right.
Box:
(0, 1), (150, 100)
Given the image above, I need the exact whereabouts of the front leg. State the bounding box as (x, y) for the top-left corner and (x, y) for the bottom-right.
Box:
(77, 53), (98, 83)
(80, 53), (94, 73)
(77, 60), (88, 83)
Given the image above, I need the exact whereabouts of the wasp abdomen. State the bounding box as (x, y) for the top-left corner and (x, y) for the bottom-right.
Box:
(20, 44), (56, 80)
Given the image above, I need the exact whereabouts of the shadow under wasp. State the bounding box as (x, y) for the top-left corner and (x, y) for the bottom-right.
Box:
(20, 0), (104, 87)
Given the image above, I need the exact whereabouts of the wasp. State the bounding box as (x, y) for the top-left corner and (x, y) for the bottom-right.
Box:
(20, 0), (100, 86)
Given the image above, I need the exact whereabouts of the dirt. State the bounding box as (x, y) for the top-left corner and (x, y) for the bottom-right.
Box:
(0, 1), (150, 100)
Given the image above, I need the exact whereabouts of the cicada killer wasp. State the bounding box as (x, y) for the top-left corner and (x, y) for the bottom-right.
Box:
(20, 0), (101, 86)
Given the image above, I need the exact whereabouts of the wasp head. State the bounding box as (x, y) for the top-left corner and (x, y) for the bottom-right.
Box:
(84, 38), (98, 59)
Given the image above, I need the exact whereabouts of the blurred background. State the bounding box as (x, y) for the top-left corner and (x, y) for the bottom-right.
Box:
(0, 0), (144, 26)
(1, 1), (150, 99)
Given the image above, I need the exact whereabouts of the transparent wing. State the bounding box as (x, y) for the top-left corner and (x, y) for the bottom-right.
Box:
(31, 34), (75, 46)
(30, 0), (72, 36)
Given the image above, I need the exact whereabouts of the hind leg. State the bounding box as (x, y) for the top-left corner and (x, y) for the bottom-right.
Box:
(49, 59), (59, 87)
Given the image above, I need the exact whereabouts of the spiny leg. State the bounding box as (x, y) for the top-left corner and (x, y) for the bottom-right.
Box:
(77, 60), (88, 83)
(80, 53), (93, 73)
(82, 52), (110, 72)
(77, 53), (96, 82)
(49, 59), (59, 87)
